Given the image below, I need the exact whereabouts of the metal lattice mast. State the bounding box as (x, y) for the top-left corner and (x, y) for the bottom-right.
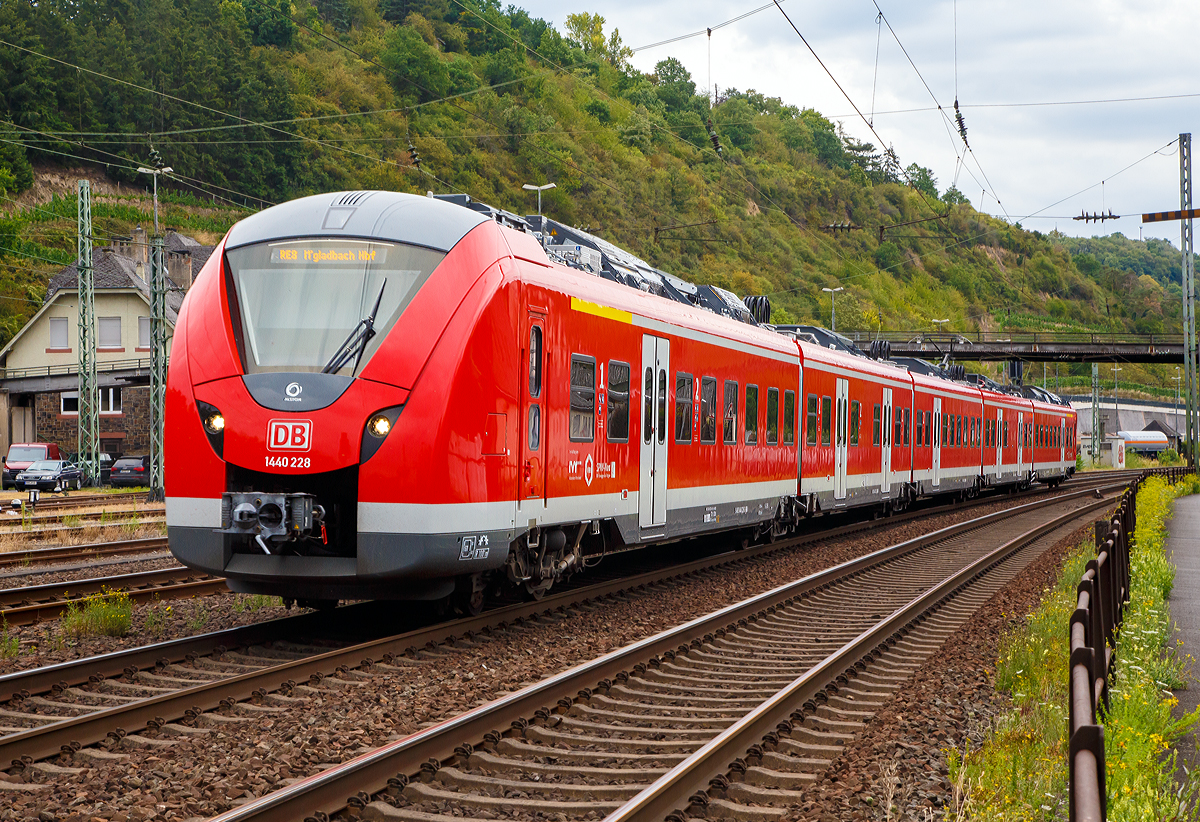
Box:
(1091, 363), (1100, 464)
(76, 181), (99, 485)
(149, 236), (167, 500)
(1181, 134), (1197, 470)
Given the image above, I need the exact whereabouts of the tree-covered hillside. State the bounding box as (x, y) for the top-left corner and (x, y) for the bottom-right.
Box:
(0, 0), (1190, 392)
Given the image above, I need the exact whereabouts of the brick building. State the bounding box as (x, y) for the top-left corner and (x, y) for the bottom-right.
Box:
(0, 227), (212, 458)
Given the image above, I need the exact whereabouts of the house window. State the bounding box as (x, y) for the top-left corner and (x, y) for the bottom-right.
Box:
(675, 373), (694, 442)
(49, 317), (69, 349)
(607, 361), (630, 442)
(700, 377), (717, 443)
(61, 388), (121, 415)
(569, 355), (595, 442)
(98, 317), (122, 348)
(138, 317), (151, 348)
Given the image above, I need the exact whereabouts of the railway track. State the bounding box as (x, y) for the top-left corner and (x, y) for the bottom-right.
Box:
(0, 504), (163, 529)
(209, 479), (1129, 822)
(0, 537), (169, 571)
(0, 491), (149, 513)
(0, 567), (228, 626)
(0, 476), (1133, 789)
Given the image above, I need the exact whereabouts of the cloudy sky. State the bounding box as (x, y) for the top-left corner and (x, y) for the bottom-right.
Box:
(517, 0), (1198, 245)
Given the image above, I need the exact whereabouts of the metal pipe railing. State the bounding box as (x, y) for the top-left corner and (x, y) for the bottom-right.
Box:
(1067, 466), (1185, 821)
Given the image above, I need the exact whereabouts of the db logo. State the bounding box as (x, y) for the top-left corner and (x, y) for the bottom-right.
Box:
(268, 419), (312, 451)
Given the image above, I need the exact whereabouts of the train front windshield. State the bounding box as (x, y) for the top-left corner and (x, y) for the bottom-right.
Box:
(225, 238), (446, 375)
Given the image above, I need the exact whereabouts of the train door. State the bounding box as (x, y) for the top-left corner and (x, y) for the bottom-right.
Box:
(881, 387), (893, 496)
(834, 378), (848, 500)
(1017, 411), (1025, 473)
(995, 408), (1003, 480)
(932, 397), (941, 487)
(639, 335), (670, 530)
(519, 313), (547, 515)
(1060, 418), (1066, 466)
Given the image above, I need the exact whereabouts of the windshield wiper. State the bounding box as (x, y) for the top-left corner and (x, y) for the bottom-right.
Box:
(322, 279), (387, 375)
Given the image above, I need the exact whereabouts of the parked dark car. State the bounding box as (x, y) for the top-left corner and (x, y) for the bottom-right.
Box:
(15, 460), (84, 491)
(109, 455), (150, 488)
(60, 452), (115, 485)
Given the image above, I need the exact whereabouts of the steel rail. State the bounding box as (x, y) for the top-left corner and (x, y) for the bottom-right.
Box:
(204, 486), (1125, 822)
(0, 569), (229, 626)
(0, 481), (1126, 767)
(0, 537), (168, 570)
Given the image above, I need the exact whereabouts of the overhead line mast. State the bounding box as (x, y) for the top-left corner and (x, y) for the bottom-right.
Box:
(76, 181), (99, 485)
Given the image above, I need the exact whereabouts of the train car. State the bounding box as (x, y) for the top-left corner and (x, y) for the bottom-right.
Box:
(1118, 430), (1169, 454)
(165, 188), (1079, 609)
(978, 381), (1035, 489)
(1028, 389), (1077, 485)
(166, 191), (802, 609)
(793, 335), (915, 514)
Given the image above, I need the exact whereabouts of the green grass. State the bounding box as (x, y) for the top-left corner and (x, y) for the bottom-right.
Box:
(60, 587), (133, 638)
(952, 476), (1200, 821)
(0, 618), (17, 658)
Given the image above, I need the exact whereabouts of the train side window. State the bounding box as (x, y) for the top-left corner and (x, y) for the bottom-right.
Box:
(873, 404), (882, 446)
(700, 377), (717, 443)
(806, 394), (819, 446)
(569, 355), (596, 442)
(745, 385), (759, 445)
(821, 395), (832, 446)
(724, 381), (739, 444)
(643, 368), (653, 444)
(528, 405), (540, 451)
(893, 408), (903, 447)
(850, 400), (861, 445)
(1004, 420), (1009, 448)
(766, 388), (780, 445)
(529, 327), (543, 398)
(675, 372), (694, 442)
(607, 360), (630, 442)
(784, 390), (796, 446)
(926, 411), (932, 446)
(903, 408), (910, 446)
(657, 369), (667, 445)
(941, 411), (948, 447)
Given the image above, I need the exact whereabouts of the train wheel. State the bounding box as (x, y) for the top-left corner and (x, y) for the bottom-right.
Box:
(452, 574), (487, 617)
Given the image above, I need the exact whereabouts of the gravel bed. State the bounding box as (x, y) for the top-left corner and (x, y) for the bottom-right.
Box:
(0, 554), (178, 590)
(0, 593), (305, 677)
(782, 521), (1091, 822)
(0, 492), (1071, 820)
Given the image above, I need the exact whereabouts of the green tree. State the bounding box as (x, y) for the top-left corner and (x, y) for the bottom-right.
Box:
(382, 24), (449, 102)
(905, 162), (938, 199)
(942, 185), (970, 206)
(244, 0), (296, 46)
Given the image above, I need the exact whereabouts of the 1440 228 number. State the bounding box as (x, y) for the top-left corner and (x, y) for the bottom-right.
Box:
(265, 455), (311, 469)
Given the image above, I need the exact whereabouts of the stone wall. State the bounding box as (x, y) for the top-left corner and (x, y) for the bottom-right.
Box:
(32, 386), (151, 456)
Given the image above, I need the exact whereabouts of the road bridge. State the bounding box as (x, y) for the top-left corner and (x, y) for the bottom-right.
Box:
(843, 331), (1184, 364)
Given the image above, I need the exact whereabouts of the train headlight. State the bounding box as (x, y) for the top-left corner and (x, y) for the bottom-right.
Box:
(204, 412), (226, 434)
(367, 413), (391, 438)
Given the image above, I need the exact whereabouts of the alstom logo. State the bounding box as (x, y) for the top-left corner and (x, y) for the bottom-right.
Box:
(268, 419), (312, 451)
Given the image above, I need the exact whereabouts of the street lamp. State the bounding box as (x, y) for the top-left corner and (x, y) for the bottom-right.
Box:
(521, 182), (556, 217)
(931, 318), (950, 329)
(1113, 365), (1122, 437)
(136, 166), (173, 234)
(822, 286), (844, 331)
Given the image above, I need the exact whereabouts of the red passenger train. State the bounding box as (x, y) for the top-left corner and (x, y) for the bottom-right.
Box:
(165, 191), (1077, 610)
